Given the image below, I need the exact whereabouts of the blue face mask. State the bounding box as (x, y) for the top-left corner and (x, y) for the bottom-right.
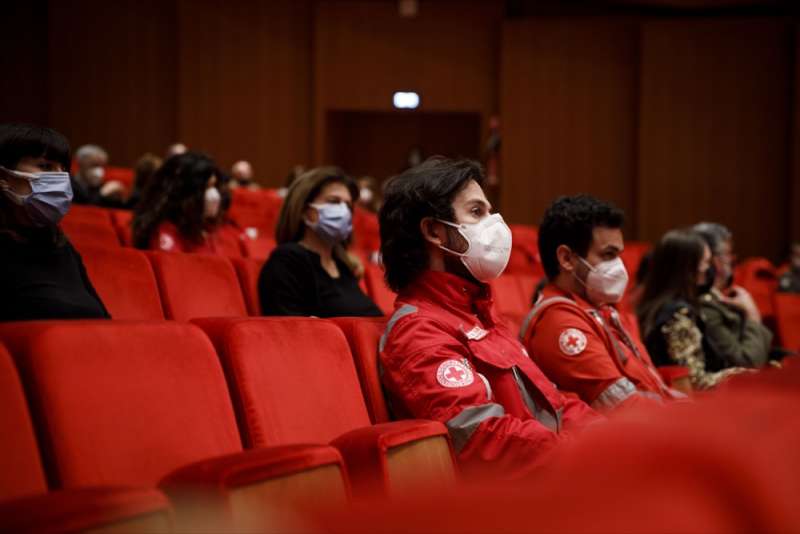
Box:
(306, 202), (352, 244)
(0, 167), (73, 227)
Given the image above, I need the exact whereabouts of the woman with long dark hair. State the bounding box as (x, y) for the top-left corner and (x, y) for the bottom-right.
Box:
(637, 229), (744, 390)
(132, 152), (239, 255)
(0, 123), (109, 321)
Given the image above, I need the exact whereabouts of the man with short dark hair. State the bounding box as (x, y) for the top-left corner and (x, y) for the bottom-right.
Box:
(778, 242), (800, 294)
(379, 158), (601, 478)
(521, 195), (683, 412)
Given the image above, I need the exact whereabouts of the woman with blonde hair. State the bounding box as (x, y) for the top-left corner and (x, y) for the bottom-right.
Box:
(258, 166), (382, 317)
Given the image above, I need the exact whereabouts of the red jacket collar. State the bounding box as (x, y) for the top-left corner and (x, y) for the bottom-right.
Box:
(402, 270), (497, 324)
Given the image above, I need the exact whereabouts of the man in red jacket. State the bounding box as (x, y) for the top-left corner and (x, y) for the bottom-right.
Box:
(378, 157), (602, 478)
(520, 195), (685, 412)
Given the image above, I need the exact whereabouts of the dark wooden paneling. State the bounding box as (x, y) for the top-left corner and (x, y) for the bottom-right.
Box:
(326, 111), (482, 181)
(638, 19), (792, 260)
(313, 0), (503, 164)
(0, 1), (49, 126)
(499, 19), (640, 232)
(176, 0), (311, 186)
(47, 0), (177, 167)
(792, 26), (800, 248)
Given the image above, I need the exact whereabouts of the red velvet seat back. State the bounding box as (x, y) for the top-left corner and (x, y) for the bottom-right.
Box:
(240, 236), (276, 261)
(227, 189), (282, 234)
(80, 247), (164, 320)
(147, 252), (247, 321)
(63, 205), (112, 226)
(194, 317), (371, 447)
(109, 209), (133, 246)
(61, 220), (121, 251)
(0, 322), (242, 489)
(734, 257), (778, 320)
(230, 257), (264, 316)
(774, 293), (800, 352)
(490, 275), (529, 331)
(363, 263), (395, 316)
(0, 343), (47, 500)
(330, 317), (390, 424)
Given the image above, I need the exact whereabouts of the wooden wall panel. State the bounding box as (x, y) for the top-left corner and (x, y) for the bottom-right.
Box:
(47, 0), (177, 167)
(313, 0), (503, 164)
(638, 19), (792, 260)
(0, 1), (49, 126)
(177, 0), (311, 187)
(499, 19), (639, 232)
(792, 26), (800, 249)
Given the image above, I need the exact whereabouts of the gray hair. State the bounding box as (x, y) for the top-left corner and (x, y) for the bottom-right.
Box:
(74, 144), (108, 163)
(692, 221), (732, 255)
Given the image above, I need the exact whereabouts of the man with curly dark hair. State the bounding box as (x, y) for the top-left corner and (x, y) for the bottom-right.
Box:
(378, 157), (601, 479)
(520, 195), (685, 412)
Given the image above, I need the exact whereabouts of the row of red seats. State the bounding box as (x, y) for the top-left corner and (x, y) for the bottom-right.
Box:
(0, 316), (454, 531)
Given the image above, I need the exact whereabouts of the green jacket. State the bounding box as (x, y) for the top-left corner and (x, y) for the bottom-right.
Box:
(699, 291), (772, 369)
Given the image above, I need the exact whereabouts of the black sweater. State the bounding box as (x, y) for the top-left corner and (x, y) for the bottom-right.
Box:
(0, 229), (110, 322)
(259, 242), (382, 318)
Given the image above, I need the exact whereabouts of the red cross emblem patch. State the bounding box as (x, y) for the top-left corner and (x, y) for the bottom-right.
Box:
(559, 328), (587, 356)
(436, 360), (474, 388)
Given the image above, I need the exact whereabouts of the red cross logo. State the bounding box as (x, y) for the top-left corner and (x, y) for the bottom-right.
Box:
(559, 328), (587, 355)
(436, 360), (474, 388)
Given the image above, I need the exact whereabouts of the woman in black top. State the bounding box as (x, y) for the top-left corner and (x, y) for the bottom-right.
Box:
(259, 166), (382, 317)
(0, 123), (109, 322)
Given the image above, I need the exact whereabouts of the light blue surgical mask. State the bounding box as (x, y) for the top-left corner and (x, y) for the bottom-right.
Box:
(0, 167), (73, 227)
(305, 202), (352, 244)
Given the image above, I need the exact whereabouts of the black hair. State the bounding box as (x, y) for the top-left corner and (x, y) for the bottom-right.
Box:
(538, 195), (625, 279)
(132, 152), (226, 248)
(379, 156), (485, 292)
(692, 222), (731, 256)
(0, 123), (71, 172)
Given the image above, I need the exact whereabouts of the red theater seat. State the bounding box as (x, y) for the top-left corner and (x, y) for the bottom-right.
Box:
(147, 252), (247, 321)
(0, 321), (349, 527)
(774, 293), (800, 353)
(63, 204), (112, 226)
(620, 241), (651, 277)
(506, 224), (544, 276)
(331, 317), (390, 424)
(363, 263), (395, 316)
(109, 209), (133, 246)
(230, 257), (264, 316)
(61, 219), (121, 251)
(0, 343), (174, 532)
(194, 317), (457, 498)
(80, 247), (164, 320)
(240, 236), (276, 261)
(352, 208), (380, 254)
(227, 189), (282, 234)
(734, 257), (778, 321)
(490, 275), (529, 331)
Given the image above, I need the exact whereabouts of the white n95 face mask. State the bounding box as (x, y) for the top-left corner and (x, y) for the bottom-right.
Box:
(204, 187), (221, 218)
(438, 213), (512, 282)
(575, 256), (629, 305)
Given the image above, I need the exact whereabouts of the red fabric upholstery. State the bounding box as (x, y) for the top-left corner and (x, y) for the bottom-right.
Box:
(63, 205), (111, 226)
(161, 444), (345, 492)
(352, 208), (380, 254)
(0, 343), (47, 501)
(657, 365), (691, 386)
(0, 487), (172, 534)
(193, 317), (454, 498)
(193, 317), (371, 448)
(147, 252), (247, 321)
(363, 263), (395, 316)
(734, 257), (778, 320)
(0, 321), (243, 488)
(109, 209), (133, 246)
(240, 236), (276, 261)
(230, 257), (264, 316)
(80, 247), (164, 320)
(774, 293), (800, 352)
(60, 219), (121, 251)
(330, 317), (390, 423)
(330, 420), (451, 498)
(227, 189), (282, 233)
(506, 224), (544, 276)
(620, 241), (651, 277)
